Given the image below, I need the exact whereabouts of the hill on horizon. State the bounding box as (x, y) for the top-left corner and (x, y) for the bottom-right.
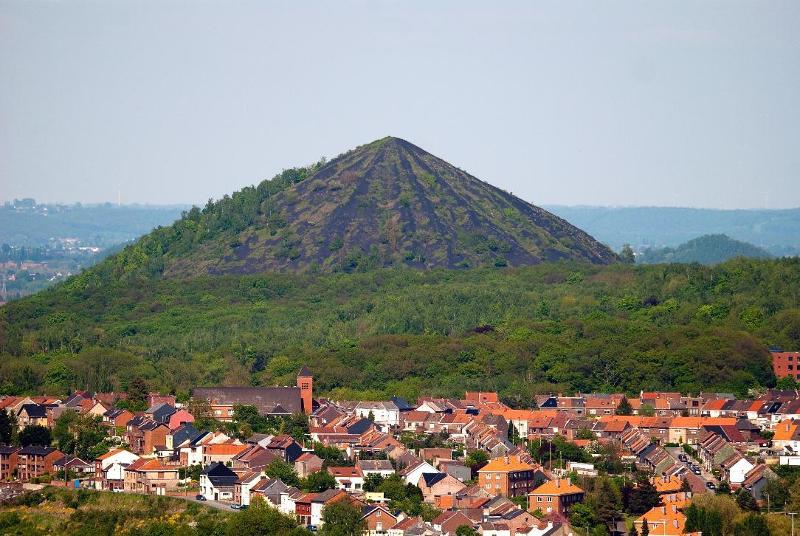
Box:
(110, 136), (616, 279)
(545, 205), (800, 256)
(637, 234), (773, 265)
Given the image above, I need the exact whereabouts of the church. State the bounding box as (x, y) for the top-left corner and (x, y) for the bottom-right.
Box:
(193, 366), (313, 421)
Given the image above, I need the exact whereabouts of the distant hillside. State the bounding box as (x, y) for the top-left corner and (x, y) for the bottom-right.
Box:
(637, 234), (773, 265)
(0, 202), (186, 248)
(108, 137), (616, 278)
(545, 205), (800, 256)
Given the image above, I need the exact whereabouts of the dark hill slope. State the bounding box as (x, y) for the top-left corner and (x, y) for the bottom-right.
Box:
(160, 137), (616, 275)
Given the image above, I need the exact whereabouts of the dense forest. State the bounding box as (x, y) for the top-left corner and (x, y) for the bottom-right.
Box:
(637, 234), (773, 265)
(2, 257), (799, 404)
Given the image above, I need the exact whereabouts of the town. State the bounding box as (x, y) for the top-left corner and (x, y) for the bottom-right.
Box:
(1, 352), (800, 535)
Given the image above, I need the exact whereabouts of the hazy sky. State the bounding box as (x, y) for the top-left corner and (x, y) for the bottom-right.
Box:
(1, 1), (798, 209)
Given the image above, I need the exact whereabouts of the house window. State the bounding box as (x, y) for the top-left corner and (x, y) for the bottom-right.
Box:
(548, 497), (552, 502)
(537, 497), (542, 502)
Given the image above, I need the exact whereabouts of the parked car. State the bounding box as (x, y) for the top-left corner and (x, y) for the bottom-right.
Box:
(678, 454), (687, 462)
(706, 482), (716, 490)
(692, 467), (702, 475)
(195, 494), (206, 501)
(230, 504), (241, 510)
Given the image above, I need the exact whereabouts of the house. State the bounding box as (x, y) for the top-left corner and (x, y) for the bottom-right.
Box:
(771, 350), (800, 379)
(742, 464), (778, 500)
(295, 452), (325, 478)
(357, 459), (395, 478)
(123, 458), (180, 495)
(16, 446), (64, 481)
(126, 419), (170, 455)
(633, 493), (691, 536)
(200, 462), (238, 501)
(328, 465), (365, 492)
(432, 510), (475, 535)
(250, 477), (290, 508)
(202, 443), (248, 465)
(266, 434), (303, 462)
(387, 516), (426, 536)
(53, 455), (94, 475)
(355, 401), (401, 432)
(232, 444), (280, 471)
(147, 393), (176, 408)
(16, 404), (48, 429)
(528, 479), (585, 517)
(418, 472), (466, 504)
(362, 504), (398, 535)
(95, 448), (139, 491)
(294, 488), (350, 528)
(439, 461), (471, 482)
(0, 446), (19, 480)
(399, 459), (438, 486)
(104, 408), (134, 431)
(477, 455), (540, 498)
(166, 409), (195, 431)
(719, 453), (754, 486)
(146, 403), (177, 424)
(234, 470), (264, 506)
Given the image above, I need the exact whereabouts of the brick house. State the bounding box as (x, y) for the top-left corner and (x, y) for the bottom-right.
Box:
(418, 472), (466, 504)
(528, 479), (584, 517)
(0, 446), (19, 480)
(295, 452), (324, 478)
(123, 458), (179, 495)
(362, 504), (398, 535)
(477, 455), (540, 497)
(16, 446), (64, 481)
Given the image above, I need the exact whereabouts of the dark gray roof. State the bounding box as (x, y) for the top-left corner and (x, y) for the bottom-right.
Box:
(18, 446), (60, 456)
(422, 472), (447, 487)
(193, 386), (302, 415)
(346, 418), (373, 435)
(297, 366), (313, 378)
(202, 462), (238, 487)
(19, 404), (46, 418)
(391, 396), (414, 411)
(171, 424), (202, 447)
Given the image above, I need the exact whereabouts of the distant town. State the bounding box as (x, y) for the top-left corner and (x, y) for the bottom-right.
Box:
(2, 351), (800, 535)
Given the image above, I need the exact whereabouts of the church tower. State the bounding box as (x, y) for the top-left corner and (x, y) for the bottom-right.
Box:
(297, 366), (313, 414)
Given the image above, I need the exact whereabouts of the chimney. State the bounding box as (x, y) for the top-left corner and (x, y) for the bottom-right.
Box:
(556, 479), (561, 488)
(661, 506), (666, 514)
(504, 455), (509, 464)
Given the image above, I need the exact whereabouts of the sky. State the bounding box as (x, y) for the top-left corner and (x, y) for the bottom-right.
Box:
(1, 1), (799, 209)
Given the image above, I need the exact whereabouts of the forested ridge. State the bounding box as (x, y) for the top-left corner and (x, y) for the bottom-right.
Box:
(637, 234), (773, 265)
(2, 257), (799, 403)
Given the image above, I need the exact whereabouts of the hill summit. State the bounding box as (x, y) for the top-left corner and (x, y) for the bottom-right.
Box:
(139, 137), (618, 276)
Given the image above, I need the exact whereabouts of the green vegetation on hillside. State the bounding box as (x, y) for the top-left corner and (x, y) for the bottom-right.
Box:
(0, 487), (234, 535)
(3, 258), (799, 402)
(637, 234), (773, 265)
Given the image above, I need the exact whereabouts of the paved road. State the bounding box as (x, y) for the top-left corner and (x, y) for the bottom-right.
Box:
(664, 446), (718, 493)
(183, 495), (236, 511)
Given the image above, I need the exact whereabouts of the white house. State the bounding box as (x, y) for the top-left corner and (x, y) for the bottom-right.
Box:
(357, 459), (395, 478)
(237, 471), (264, 506)
(724, 456), (755, 485)
(200, 462), (238, 501)
(400, 460), (437, 486)
(96, 448), (139, 491)
(355, 402), (400, 432)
